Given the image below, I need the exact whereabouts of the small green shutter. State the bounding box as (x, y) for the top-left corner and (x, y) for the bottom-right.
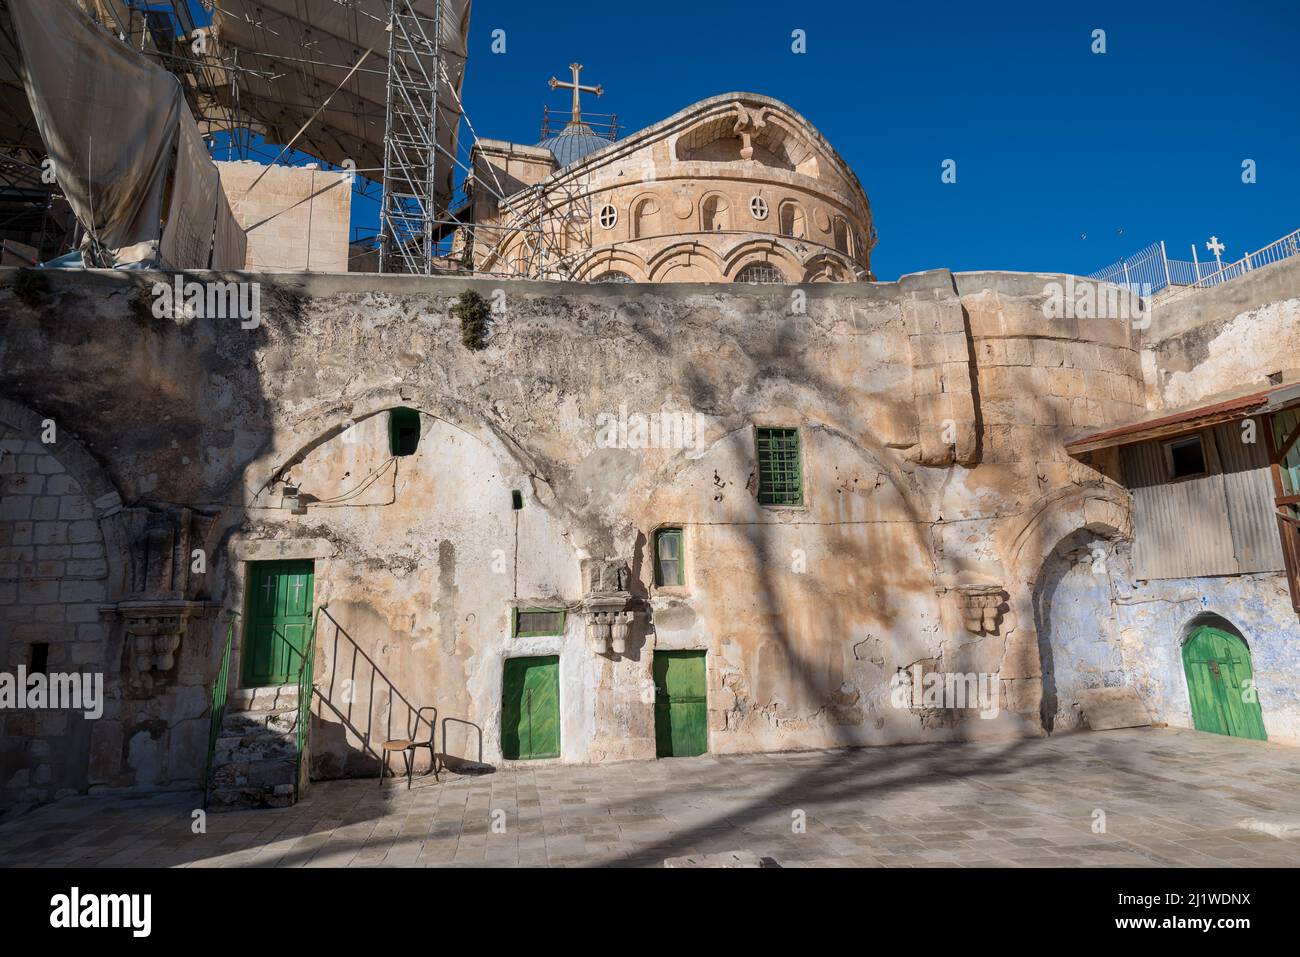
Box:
(501, 656), (561, 759)
(756, 427), (802, 505)
(243, 560), (315, 686)
(389, 407), (421, 456)
(654, 651), (708, 757)
(1182, 627), (1267, 741)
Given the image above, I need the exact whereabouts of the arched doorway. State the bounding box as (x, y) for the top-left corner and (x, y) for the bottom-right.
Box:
(1181, 626), (1267, 740)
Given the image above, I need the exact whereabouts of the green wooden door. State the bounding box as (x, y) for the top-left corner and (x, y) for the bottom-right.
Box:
(1182, 626), (1267, 741)
(654, 651), (708, 757)
(501, 656), (560, 759)
(243, 560), (315, 686)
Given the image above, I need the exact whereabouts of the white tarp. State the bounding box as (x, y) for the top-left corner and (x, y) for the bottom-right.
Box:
(8, 0), (183, 252)
(161, 106), (219, 268)
(212, 193), (247, 270)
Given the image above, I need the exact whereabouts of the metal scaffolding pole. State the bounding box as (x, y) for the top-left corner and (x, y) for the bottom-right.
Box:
(380, 0), (442, 274)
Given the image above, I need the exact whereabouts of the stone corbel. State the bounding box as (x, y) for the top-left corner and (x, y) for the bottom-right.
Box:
(116, 599), (214, 697)
(584, 599), (635, 656)
(579, 559), (638, 657)
(732, 106), (768, 160)
(954, 585), (1007, 635)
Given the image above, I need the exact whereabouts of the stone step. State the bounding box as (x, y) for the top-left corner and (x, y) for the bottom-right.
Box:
(213, 730), (298, 766)
(222, 708), (298, 737)
(227, 686), (299, 714)
(210, 755), (298, 791)
(207, 783), (295, 811)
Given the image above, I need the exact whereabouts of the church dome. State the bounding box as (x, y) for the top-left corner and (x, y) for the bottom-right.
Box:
(538, 122), (610, 168)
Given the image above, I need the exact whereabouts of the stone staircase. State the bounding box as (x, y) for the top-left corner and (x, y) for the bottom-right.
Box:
(207, 686), (304, 811)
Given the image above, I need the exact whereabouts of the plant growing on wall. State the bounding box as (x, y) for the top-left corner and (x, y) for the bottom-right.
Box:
(453, 289), (491, 350)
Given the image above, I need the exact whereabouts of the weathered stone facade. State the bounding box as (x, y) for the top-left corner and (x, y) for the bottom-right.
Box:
(1, 254), (1298, 816)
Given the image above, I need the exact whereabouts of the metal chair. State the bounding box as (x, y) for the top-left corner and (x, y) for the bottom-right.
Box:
(380, 706), (439, 789)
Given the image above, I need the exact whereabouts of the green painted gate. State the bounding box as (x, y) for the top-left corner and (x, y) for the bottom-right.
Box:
(243, 560), (315, 686)
(501, 656), (561, 760)
(654, 651), (708, 757)
(1182, 626), (1267, 741)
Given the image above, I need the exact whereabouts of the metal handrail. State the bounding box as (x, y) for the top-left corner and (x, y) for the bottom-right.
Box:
(202, 614), (238, 810)
(294, 604), (325, 802)
(442, 716), (483, 766)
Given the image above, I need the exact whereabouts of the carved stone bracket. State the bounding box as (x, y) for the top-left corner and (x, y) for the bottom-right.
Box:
(116, 599), (215, 697)
(954, 585), (1007, 635)
(579, 558), (639, 657)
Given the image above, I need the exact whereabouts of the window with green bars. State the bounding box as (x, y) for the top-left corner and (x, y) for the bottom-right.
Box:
(654, 528), (684, 586)
(755, 427), (803, 505)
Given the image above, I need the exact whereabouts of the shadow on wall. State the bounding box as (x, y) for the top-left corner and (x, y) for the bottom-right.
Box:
(310, 607), (485, 780)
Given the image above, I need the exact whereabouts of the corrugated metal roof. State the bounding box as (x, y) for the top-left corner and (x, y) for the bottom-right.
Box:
(1067, 380), (1300, 454)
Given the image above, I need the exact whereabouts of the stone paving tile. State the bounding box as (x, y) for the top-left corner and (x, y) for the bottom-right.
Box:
(2, 728), (1299, 868)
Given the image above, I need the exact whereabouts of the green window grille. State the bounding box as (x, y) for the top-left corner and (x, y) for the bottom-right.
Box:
(389, 407), (421, 456)
(756, 427), (803, 505)
(655, 528), (684, 586)
(513, 607), (567, 637)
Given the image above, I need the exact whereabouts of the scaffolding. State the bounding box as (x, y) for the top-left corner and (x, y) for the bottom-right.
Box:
(379, 0), (442, 274)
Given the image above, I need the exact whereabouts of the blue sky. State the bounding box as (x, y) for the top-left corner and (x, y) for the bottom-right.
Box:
(194, 0), (1299, 280)
(459, 0), (1299, 280)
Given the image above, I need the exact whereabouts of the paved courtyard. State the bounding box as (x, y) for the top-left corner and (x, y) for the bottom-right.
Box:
(1, 728), (1298, 868)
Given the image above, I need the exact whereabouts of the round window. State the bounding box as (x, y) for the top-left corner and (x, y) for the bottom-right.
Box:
(598, 204), (617, 229)
(749, 196), (769, 221)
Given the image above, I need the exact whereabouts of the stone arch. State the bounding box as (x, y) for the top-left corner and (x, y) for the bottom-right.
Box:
(719, 238), (802, 282)
(778, 199), (806, 238)
(801, 252), (853, 283)
(0, 395), (128, 597)
(699, 192), (730, 232)
(646, 243), (725, 283)
(243, 393), (561, 516)
(1179, 611), (1249, 648)
(0, 395), (129, 809)
(629, 192), (662, 240)
(575, 248), (649, 283)
(832, 216), (851, 255)
(1029, 527), (1131, 733)
(997, 482), (1134, 730)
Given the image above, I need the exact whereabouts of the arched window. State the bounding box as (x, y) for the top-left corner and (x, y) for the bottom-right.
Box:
(779, 202), (806, 238)
(833, 216), (850, 254)
(632, 197), (660, 239)
(701, 195), (729, 232)
(735, 262), (785, 284)
(593, 271), (634, 283)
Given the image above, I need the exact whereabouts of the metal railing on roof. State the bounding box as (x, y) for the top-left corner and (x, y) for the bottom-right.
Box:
(1089, 227), (1300, 299)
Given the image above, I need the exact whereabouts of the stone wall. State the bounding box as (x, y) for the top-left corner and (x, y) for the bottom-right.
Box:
(1143, 255), (1300, 409)
(217, 162), (352, 273)
(0, 415), (108, 810)
(1, 260), (1295, 815)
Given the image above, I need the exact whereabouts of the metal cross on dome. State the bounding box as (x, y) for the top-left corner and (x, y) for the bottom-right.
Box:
(549, 62), (603, 126)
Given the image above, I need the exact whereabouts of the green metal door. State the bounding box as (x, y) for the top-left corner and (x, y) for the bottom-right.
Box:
(501, 656), (560, 759)
(243, 560), (315, 686)
(654, 650), (708, 757)
(1182, 626), (1267, 741)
